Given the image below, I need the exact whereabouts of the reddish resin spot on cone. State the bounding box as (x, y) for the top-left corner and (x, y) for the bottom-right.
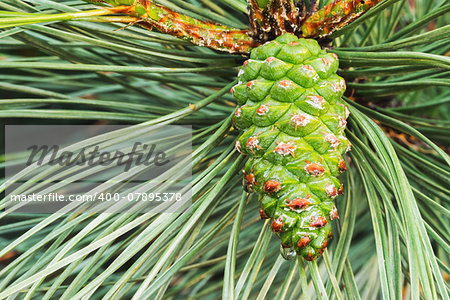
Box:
(338, 116), (347, 128)
(346, 142), (352, 153)
(246, 136), (262, 153)
(306, 95), (325, 109)
(265, 56), (276, 63)
(330, 207), (339, 220)
(340, 79), (346, 90)
(245, 172), (255, 185)
(310, 216), (327, 227)
(332, 53), (338, 59)
(271, 218), (283, 232)
(303, 65), (314, 71)
(339, 159), (346, 172)
(244, 172), (256, 191)
(235, 140), (243, 154)
(264, 180), (281, 193)
(305, 250), (315, 261)
(278, 80), (292, 88)
(305, 162), (325, 177)
(297, 235), (311, 248)
(317, 240), (328, 255)
(288, 195), (311, 209)
(246, 81), (255, 88)
(343, 105), (350, 118)
(243, 60), (249, 66)
(325, 133), (340, 150)
(289, 41), (299, 46)
(325, 184), (338, 198)
(317, 247), (325, 255)
(307, 95), (324, 101)
(256, 104), (269, 115)
(332, 82), (342, 92)
(274, 141), (296, 157)
(290, 113), (311, 130)
(259, 208), (269, 219)
(234, 107), (241, 118)
(338, 183), (344, 195)
(321, 57), (330, 65)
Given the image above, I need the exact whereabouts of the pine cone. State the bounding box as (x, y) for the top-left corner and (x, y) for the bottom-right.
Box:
(232, 33), (350, 261)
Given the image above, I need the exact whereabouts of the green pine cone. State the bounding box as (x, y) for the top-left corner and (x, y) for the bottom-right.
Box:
(231, 33), (350, 261)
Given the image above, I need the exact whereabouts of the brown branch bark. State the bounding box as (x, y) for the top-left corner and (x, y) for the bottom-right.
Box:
(93, 0), (259, 54)
(300, 0), (385, 38)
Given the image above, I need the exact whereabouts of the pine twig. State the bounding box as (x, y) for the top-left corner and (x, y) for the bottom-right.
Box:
(301, 0), (385, 38)
(0, 0), (388, 53)
(103, 0), (386, 51)
(95, 0), (259, 54)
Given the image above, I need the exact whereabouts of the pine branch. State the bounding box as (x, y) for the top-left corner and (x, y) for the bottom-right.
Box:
(0, 0), (390, 54)
(301, 0), (386, 38)
(94, 0), (259, 54)
(99, 0), (389, 50)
